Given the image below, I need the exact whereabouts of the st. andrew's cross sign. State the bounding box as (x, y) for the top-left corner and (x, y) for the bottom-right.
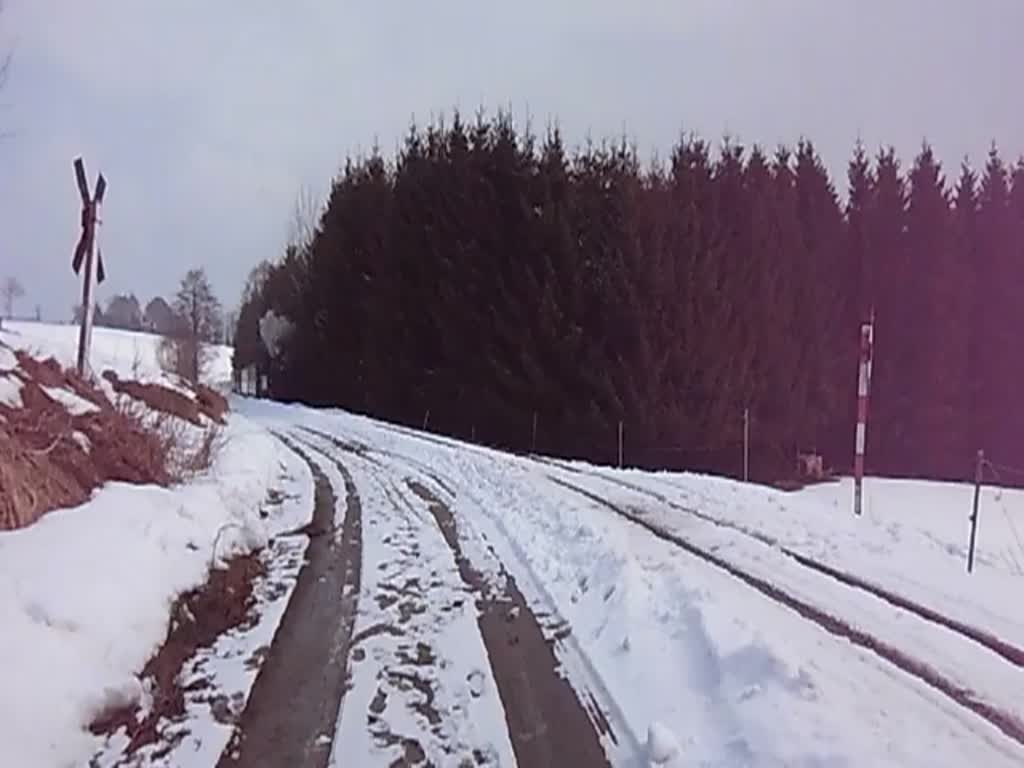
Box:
(72, 156), (107, 376)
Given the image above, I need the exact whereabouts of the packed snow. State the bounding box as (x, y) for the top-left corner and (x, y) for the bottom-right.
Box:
(298, 442), (519, 767)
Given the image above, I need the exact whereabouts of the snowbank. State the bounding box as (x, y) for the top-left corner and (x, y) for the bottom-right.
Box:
(0, 325), (312, 767)
(0, 414), (309, 768)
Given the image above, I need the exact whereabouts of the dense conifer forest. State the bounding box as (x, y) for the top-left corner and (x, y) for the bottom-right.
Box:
(234, 112), (1024, 482)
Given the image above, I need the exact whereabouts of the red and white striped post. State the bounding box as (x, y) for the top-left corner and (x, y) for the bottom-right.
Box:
(854, 310), (875, 516)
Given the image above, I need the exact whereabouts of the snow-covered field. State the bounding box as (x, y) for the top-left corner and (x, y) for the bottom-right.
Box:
(0, 319), (233, 389)
(5, 322), (1024, 766)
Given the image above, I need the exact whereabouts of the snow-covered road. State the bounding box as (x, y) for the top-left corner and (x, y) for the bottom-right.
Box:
(6, 322), (1022, 766)
(232, 399), (1024, 767)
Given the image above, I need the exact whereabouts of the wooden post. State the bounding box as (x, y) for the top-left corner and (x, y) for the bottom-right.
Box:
(968, 449), (984, 574)
(743, 407), (750, 482)
(72, 157), (107, 378)
(76, 236), (96, 376)
(618, 420), (624, 469)
(531, 411), (538, 453)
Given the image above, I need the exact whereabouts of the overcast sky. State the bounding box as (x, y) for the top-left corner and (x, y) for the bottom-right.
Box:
(1, 1), (1021, 321)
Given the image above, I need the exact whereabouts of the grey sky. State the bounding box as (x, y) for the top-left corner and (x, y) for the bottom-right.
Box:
(1, 1), (1021, 321)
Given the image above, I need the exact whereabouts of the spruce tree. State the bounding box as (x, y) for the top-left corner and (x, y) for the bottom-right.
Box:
(954, 160), (981, 463)
(906, 144), (964, 477)
(864, 148), (910, 473)
(976, 145), (1014, 461)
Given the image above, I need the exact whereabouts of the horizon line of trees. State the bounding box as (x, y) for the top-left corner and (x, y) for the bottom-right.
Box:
(75, 286), (231, 345)
(234, 111), (1024, 482)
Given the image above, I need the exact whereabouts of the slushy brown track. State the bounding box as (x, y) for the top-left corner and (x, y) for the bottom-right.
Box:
(548, 460), (1024, 669)
(218, 437), (363, 768)
(407, 480), (613, 768)
(299, 426), (616, 766)
(550, 474), (1024, 752)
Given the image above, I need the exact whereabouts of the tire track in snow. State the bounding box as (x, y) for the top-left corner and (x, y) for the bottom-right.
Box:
(217, 436), (362, 768)
(303, 427), (644, 766)
(292, 431), (521, 767)
(549, 474), (1024, 751)
(406, 479), (613, 768)
(548, 460), (1024, 670)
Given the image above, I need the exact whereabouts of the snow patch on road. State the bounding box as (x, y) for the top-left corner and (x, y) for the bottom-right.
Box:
(303, 446), (518, 768)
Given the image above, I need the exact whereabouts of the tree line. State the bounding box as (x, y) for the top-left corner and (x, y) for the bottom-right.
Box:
(77, 284), (229, 343)
(234, 111), (1024, 482)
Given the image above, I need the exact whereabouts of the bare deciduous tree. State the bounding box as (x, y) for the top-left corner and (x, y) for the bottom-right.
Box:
(2, 276), (24, 318)
(287, 185), (321, 259)
(161, 268), (223, 383)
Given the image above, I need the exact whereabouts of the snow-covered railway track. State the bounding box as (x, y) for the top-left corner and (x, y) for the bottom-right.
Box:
(548, 472), (1024, 750)
(546, 459), (1024, 670)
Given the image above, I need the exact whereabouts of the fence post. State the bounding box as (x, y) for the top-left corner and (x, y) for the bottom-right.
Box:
(531, 412), (538, 453)
(853, 311), (875, 515)
(618, 420), (624, 469)
(422, 409), (430, 431)
(471, 424), (476, 443)
(968, 449), (985, 574)
(743, 407), (750, 482)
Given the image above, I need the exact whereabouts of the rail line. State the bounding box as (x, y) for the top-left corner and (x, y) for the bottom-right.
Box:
(548, 472), (1024, 750)
(545, 459), (1024, 669)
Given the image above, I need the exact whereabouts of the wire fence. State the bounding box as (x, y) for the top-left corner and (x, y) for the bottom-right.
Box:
(978, 457), (1024, 576)
(393, 403), (820, 485)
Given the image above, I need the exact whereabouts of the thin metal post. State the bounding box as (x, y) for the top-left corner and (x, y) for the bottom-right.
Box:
(531, 411), (538, 453)
(618, 420), (624, 469)
(968, 449), (984, 574)
(422, 409), (430, 431)
(743, 407), (750, 482)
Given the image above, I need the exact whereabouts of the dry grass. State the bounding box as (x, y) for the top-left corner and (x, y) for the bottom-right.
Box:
(0, 346), (227, 530)
(110, 392), (224, 484)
